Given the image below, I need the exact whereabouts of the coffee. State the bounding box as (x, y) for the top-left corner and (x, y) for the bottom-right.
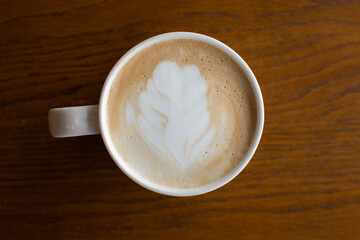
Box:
(106, 39), (257, 188)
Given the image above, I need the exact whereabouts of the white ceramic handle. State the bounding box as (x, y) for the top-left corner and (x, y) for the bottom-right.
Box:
(48, 105), (100, 138)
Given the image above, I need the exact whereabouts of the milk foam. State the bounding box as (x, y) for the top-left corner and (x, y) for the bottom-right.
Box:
(106, 39), (257, 188)
(126, 61), (215, 168)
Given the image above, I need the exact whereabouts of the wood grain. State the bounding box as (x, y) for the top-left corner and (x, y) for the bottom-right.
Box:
(1, 0), (360, 239)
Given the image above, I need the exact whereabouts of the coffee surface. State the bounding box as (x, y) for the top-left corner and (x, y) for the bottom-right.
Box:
(106, 39), (257, 188)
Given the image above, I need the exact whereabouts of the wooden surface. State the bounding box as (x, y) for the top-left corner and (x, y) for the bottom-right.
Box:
(1, 0), (360, 239)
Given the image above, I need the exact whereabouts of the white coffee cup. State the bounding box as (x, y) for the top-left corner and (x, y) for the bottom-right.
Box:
(48, 32), (264, 196)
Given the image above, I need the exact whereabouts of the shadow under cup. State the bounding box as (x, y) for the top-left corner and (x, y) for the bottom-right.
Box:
(99, 32), (264, 197)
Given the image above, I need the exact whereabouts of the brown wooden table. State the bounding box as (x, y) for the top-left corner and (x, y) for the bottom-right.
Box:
(1, 0), (360, 239)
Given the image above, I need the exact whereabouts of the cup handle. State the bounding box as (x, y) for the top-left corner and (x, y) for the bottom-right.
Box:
(48, 105), (100, 138)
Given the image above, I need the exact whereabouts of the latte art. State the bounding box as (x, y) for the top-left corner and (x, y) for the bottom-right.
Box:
(106, 39), (257, 188)
(126, 61), (215, 167)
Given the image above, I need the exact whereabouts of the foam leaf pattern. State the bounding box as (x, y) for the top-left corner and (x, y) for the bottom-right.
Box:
(126, 61), (215, 167)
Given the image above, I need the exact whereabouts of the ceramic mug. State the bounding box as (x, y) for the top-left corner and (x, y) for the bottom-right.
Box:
(48, 32), (264, 196)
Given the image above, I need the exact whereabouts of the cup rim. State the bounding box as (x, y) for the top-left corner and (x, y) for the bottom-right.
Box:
(99, 32), (264, 196)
